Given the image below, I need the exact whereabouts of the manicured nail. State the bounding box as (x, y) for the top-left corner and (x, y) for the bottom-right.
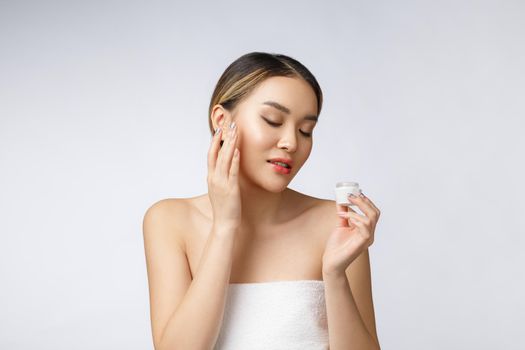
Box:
(215, 127), (221, 135)
(229, 121), (236, 129)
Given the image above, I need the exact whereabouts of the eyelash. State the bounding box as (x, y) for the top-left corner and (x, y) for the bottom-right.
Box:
(262, 117), (312, 137)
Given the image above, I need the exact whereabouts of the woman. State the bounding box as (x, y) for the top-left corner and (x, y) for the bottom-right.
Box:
(143, 52), (382, 350)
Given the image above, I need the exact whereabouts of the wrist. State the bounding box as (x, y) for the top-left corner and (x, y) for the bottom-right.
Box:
(322, 264), (346, 279)
(322, 270), (348, 287)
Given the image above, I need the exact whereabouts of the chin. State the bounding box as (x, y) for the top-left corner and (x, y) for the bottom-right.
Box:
(262, 176), (295, 192)
(240, 174), (288, 193)
(266, 185), (289, 193)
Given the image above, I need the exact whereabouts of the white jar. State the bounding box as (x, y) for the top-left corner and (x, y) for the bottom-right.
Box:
(334, 181), (361, 207)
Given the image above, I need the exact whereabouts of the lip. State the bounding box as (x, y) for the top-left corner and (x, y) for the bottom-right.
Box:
(267, 157), (293, 169)
(268, 161), (292, 174)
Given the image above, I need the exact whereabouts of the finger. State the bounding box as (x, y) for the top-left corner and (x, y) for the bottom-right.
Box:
(339, 211), (372, 241)
(348, 194), (377, 219)
(335, 202), (357, 213)
(229, 147), (240, 180)
(335, 202), (348, 227)
(337, 210), (368, 224)
(359, 192), (381, 216)
(335, 201), (357, 228)
(337, 211), (367, 232)
(208, 127), (222, 172)
(215, 122), (231, 171)
(217, 122), (237, 176)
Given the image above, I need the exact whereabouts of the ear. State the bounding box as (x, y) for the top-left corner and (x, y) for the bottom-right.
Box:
(210, 104), (231, 140)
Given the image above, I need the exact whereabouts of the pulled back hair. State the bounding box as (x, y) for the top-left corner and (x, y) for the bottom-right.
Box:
(208, 52), (323, 137)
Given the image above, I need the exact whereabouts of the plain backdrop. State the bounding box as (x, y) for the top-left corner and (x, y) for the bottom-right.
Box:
(1, 0), (524, 349)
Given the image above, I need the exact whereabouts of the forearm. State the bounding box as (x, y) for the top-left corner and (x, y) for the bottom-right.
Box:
(158, 226), (236, 350)
(323, 270), (380, 350)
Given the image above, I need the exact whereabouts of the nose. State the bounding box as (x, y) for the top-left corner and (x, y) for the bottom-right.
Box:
(276, 126), (298, 153)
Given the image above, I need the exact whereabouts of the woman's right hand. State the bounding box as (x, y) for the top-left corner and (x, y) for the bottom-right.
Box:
(207, 120), (241, 233)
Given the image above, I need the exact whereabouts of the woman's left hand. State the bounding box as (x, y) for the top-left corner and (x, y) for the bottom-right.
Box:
(322, 192), (381, 276)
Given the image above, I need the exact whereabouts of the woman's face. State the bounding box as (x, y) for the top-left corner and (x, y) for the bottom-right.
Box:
(224, 76), (319, 191)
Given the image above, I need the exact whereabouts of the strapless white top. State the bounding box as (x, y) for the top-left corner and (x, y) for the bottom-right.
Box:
(214, 280), (329, 350)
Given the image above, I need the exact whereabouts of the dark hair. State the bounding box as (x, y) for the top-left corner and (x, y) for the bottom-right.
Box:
(208, 52), (323, 136)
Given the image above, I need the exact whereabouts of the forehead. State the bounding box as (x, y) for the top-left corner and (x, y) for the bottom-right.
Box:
(243, 76), (318, 115)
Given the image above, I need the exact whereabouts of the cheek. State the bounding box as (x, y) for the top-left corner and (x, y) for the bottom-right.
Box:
(236, 133), (266, 161)
(239, 126), (269, 147)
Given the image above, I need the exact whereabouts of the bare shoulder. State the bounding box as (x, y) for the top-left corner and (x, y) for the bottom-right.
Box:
(142, 198), (191, 250)
(293, 189), (335, 218)
(287, 189), (337, 230)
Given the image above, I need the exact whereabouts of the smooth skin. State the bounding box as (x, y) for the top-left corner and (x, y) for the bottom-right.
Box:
(143, 76), (381, 349)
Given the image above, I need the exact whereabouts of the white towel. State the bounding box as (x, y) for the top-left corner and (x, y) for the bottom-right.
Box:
(214, 280), (329, 350)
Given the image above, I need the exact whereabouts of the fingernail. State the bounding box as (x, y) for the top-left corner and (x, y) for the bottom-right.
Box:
(230, 121), (236, 129)
(348, 193), (357, 198)
(215, 128), (221, 135)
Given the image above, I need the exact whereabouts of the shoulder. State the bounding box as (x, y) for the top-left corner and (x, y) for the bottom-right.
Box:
(295, 189), (336, 217)
(287, 189), (337, 229)
(143, 198), (190, 226)
(142, 198), (191, 250)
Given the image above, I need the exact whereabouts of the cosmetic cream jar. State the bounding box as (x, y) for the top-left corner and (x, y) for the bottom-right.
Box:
(334, 181), (362, 207)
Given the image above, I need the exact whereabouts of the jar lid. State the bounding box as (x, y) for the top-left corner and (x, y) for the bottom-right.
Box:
(336, 181), (359, 188)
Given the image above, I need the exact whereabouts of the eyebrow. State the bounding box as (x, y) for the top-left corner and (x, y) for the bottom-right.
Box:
(262, 100), (318, 122)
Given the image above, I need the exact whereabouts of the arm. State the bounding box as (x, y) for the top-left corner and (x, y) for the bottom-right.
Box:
(323, 248), (381, 350)
(143, 199), (236, 350)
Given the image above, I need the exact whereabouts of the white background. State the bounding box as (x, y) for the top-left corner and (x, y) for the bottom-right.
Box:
(1, 0), (524, 349)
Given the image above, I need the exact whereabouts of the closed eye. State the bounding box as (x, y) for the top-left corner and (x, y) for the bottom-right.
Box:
(262, 117), (312, 137)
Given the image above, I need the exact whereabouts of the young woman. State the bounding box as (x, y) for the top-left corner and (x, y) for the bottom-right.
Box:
(143, 52), (381, 350)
